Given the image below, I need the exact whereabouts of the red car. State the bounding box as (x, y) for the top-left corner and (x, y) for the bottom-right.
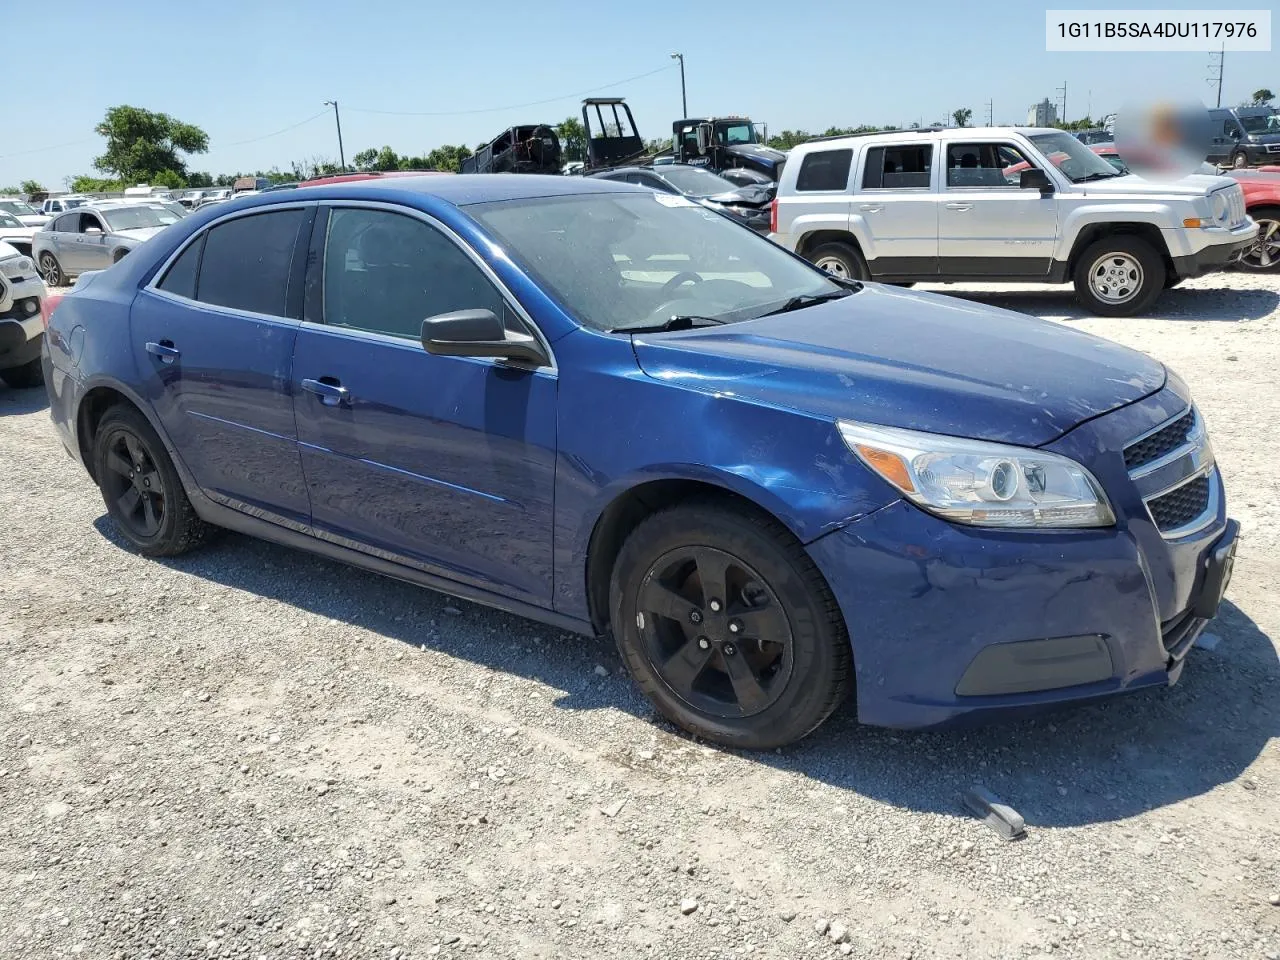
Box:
(300, 170), (452, 187)
(1092, 144), (1279, 271)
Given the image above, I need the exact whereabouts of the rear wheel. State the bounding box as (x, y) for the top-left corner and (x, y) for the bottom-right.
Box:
(0, 357), (43, 388)
(1072, 236), (1166, 317)
(91, 405), (211, 557)
(610, 500), (852, 750)
(1236, 206), (1280, 271)
(806, 241), (870, 282)
(38, 252), (63, 287)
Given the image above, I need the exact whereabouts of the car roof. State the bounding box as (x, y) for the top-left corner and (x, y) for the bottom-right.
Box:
(794, 126), (1063, 150)
(280, 173), (639, 206)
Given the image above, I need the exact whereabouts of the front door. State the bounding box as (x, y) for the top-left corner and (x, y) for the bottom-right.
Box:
(854, 142), (939, 278)
(130, 205), (315, 528)
(937, 140), (1058, 277)
(292, 204), (558, 606)
(68, 211), (110, 274)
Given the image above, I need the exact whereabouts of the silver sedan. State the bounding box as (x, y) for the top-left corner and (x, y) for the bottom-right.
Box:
(33, 203), (183, 286)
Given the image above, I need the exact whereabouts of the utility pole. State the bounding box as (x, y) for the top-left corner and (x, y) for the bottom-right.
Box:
(985, 99), (993, 126)
(322, 99), (346, 171)
(1055, 82), (1067, 125)
(1207, 45), (1225, 107)
(670, 53), (687, 118)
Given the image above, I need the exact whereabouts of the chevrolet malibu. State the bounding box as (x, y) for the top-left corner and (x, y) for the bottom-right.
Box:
(42, 176), (1238, 749)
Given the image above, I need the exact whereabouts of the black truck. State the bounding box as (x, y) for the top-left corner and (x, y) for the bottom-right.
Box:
(667, 116), (787, 186)
(459, 124), (563, 175)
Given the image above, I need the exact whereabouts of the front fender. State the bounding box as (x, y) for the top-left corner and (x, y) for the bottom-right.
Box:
(1058, 204), (1181, 258)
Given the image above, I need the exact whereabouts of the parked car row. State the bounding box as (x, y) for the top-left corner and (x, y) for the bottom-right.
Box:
(768, 125), (1257, 315)
(38, 174), (1239, 748)
(33, 202), (184, 287)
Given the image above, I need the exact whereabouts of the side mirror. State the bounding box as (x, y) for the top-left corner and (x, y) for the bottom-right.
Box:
(696, 123), (712, 154)
(420, 309), (548, 366)
(1020, 168), (1053, 193)
(84, 226), (102, 235)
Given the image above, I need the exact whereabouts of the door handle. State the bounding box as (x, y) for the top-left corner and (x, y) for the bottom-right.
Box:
(945, 203), (974, 211)
(145, 340), (180, 364)
(859, 204), (883, 213)
(301, 377), (350, 407)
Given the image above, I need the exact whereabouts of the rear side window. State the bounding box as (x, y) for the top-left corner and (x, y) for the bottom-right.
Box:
(157, 235), (204, 300)
(196, 209), (305, 317)
(862, 145), (933, 189)
(795, 149), (853, 191)
(51, 213), (77, 232)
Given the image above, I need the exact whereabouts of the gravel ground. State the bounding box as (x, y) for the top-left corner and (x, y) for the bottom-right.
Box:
(2, 271), (1278, 960)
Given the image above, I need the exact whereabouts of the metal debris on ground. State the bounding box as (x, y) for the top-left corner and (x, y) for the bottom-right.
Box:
(961, 785), (1027, 841)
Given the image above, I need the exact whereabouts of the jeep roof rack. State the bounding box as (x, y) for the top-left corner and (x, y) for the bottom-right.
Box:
(800, 127), (946, 144)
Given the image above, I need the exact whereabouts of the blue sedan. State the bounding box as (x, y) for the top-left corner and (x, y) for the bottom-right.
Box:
(41, 175), (1238, 748)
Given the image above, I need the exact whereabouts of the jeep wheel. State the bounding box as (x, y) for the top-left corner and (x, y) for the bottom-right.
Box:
(610, 500), (852, 750)
(0, 357), (43, 389)
(806, 241), (870, 282)
(1231, 150), (1249, 169)
(92, 405), (212, 557)
(1072, 236), (1166, 317)
(1236, 206), (1279, 272)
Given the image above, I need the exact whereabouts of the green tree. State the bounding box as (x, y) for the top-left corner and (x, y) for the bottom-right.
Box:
(351, 148), (379, 171)
(556, 117), (586, 161)
(1252, 88), (1275, 105)
(69, 175), (121, 192)
(422, 145), (472, 172)
(186, 171), (214, 188)
(92, 105), (209, 184)
(952, 107), (973, 128)
(766, 130), (813, 150)
(19, 179), (45, 195)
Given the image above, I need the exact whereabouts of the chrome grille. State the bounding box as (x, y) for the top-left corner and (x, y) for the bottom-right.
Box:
(1124, 405), (1219, 539)
(1212, 186), (1247, 228)
(1123, 409), (1196, 472)
(1147, 475), (1211, 533)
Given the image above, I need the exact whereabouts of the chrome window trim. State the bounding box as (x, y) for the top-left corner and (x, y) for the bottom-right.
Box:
(308, 199), (557, 375)
(1144, 464), (1220, 540)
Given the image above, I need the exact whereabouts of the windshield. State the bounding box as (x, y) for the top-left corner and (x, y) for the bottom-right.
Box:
(717, 122), (758, 145)
(1028, 131), (1121, 181)
(0, 212), (22, 228)
(655, 166), (739, 197)
(1239, 114), (1277, 134)
(468, 192), (844, 333)
(64, 199), (87, 209)
(101, 206), (182, 231)
(0, 200), (38, 217)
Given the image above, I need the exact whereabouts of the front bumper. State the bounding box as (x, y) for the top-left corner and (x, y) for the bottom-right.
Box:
(1172, 222), (1259, 278)
(0, 278), (45, 370)
(808, 384), (1236, 730)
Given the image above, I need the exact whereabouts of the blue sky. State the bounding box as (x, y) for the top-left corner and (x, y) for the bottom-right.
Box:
(3, 0), (1274, 188)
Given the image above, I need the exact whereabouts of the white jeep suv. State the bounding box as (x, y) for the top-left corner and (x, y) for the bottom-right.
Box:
(770, 127), (1257, 316)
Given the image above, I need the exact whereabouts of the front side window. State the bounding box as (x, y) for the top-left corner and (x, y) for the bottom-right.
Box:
(322, 208), (502, 340)
(468, 192), (846, 333)
(79, 213), (106, 233)
(946, 143), (1033, 187)
(196, 209), (305, 317)
(862, 145), (933, 189)
(795, 149), (853, 192)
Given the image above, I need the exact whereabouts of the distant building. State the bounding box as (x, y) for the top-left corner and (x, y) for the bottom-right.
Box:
(1027, 99), (1059, 126)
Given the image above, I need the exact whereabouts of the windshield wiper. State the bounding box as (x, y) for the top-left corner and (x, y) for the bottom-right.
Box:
(759, 287), (856, 317)
(612, 314), (728, 334)
(1074, 171), (1120, 182)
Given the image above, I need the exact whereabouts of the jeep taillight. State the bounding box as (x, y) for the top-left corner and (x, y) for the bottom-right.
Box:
(770, 198), (778, 235)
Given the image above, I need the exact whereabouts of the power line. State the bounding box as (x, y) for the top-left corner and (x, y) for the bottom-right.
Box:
(344, 63), (676, 117)
(220, 110), (330, 147)
(0, 137), (98, 161)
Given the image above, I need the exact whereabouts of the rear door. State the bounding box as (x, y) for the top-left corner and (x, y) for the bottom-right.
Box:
(855, 143), (939, 277)
(130, 204), (315, 528)
(937, 139), (1058, 277)
(290, 203), (558, 606)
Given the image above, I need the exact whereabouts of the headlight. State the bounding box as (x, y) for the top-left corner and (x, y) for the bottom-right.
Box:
(0, 255), (34, 279)
(838, 420), (1115, 529)
(1209, 192), (1230, 222)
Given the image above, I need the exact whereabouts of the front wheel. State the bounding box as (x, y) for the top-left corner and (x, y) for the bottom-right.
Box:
(1236, 206), (1280, 271)
(1072, 236), (1166, 317)
(91, 405), (212, 557)
(610, 500), (852, 750)
(806, 241), (870, 282)
(1232, 150), (1249, 169)
(0, 357), (43, 388)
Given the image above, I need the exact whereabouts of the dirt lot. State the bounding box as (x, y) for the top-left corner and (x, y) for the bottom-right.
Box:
(2, 272), (1278, 960)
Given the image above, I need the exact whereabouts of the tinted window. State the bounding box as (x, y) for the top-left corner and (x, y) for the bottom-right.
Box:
(322, 208), (502, 340)
(157, 235), (204, 300)
(946, 143), (1033, 188)
(52, 213), (78, 232)
(196, 210), (304, 317)
(862, 145), (933, 189)
(795, 149), (853, 191)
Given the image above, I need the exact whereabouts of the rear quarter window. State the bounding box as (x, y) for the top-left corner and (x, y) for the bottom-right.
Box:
(795, 149), (853, 192)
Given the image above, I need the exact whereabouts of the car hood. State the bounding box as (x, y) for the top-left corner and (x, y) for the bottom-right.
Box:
(0, 226), (37, 241)
(725, 143), (787, 168)
(703, 184), (773, 207)
(631, 285), (1166, 447)
(17, 214), (49, 227)
(1074, 172), (1235, 198)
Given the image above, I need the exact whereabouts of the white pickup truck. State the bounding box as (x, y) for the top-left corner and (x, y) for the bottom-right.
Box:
(769, 126), (1257, 316)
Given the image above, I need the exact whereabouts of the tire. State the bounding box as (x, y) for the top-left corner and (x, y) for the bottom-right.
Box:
(1236, 206), (1280, 272)
(805, 241), (870, 282)
(609, 499), (852, 750)
(91, 404), (212, 557)
(38, 251), (64, 287)
(1072, 235), (1166, 317)
(1232, 150), (1249, 169)
(0, 357), (43, 388)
